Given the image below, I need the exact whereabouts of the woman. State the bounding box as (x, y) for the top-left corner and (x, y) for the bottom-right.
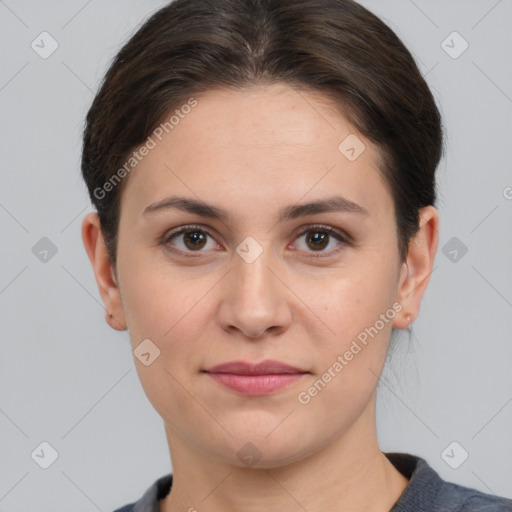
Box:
(80, 0), (512, 510)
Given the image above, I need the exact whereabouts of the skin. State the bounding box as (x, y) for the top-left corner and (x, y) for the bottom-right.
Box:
(82, 83), (439, 512)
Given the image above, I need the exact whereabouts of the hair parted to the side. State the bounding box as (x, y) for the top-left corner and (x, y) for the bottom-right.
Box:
(81, 0), (444, 267)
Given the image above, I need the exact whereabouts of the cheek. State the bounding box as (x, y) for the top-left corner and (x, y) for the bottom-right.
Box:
(304, 254), (398, 347)
(296, 256), (400, 413)
(294, 272), (398, 423)
(117, 250), (219, 377)
(121, 265), (211, 428)
(117, 242), (204, 340)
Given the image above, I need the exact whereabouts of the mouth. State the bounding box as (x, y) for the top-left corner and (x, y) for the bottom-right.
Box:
(202, 360), (309, 396)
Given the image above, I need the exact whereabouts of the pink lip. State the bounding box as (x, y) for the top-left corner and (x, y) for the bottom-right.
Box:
(203, 360), (308, 396)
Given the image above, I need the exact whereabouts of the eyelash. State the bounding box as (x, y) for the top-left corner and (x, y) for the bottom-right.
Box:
(160, 224), (350, 259)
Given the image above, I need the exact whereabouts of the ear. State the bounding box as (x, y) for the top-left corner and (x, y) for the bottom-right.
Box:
(81, 212), (127, 331)
(392, 205), (439, 329)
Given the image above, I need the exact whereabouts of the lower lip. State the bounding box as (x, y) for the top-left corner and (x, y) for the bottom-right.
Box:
(206, 373), (305, 395)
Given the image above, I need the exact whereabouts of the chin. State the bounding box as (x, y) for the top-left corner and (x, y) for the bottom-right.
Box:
(205, 427), (317, 470)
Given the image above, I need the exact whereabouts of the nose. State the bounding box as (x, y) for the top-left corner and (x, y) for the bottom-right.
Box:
(217, 245), (293, 340)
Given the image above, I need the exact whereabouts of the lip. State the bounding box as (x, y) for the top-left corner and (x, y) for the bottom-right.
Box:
(203, 360), (309, 396)
(205, 360), (306, 375)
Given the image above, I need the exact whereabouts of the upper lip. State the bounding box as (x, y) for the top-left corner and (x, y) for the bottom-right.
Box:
(204, 360), (308, 375)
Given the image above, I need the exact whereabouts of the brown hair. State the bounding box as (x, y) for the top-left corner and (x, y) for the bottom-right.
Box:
(81, 0), (443, 267)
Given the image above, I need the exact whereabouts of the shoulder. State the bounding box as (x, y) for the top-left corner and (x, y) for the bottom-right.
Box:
(385, 452), (512, 512)
(437, 480), (512, 511)
(112, 473), (173, 512)
(112, 506), (134, 512)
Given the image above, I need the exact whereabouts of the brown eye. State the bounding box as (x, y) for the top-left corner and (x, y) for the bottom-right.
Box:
(293, 225), (348, 257)
(305, 231), (330, 251)
(182, 230), (208, 250)
(163, 226), (218, 254)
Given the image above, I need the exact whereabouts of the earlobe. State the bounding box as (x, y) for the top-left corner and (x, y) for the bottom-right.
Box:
(81, 212), (127, 331)
(392, 206), (439, 330)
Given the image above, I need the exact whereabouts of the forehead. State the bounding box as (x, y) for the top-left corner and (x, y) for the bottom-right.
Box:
(165, 84), (364, 163)
(122, 83), (393, 220)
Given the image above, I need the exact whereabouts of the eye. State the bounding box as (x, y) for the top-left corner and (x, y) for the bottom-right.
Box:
(292, 224), (349, 257)
(162, 225), (220, 255)
(161, 223), (350, 257)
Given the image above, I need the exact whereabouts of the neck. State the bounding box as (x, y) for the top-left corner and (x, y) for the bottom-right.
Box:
(160, 398), (409, 512)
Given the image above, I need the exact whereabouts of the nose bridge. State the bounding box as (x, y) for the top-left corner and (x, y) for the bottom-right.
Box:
(218, 237), (290, 338)
(233, 237), (278, 306)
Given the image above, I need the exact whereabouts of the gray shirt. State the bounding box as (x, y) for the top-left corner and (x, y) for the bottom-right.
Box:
(113, 452), (512, 511)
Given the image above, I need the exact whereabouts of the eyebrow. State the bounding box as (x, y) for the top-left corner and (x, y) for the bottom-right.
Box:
(142, 195), (369, 222)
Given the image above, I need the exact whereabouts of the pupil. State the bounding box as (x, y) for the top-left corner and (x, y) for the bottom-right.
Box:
(185, 231), (206, 249)
(308, 231), (328, 250)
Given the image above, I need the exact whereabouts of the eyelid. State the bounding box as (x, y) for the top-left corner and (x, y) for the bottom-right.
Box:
(292, 223), (351, 243)
(160, 223), (351, 257)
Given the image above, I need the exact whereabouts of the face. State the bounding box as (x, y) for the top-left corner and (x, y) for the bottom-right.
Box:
(84, 83), (437, 469)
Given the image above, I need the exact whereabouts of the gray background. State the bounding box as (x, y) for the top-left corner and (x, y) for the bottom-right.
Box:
(0, 0), (511, 510)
